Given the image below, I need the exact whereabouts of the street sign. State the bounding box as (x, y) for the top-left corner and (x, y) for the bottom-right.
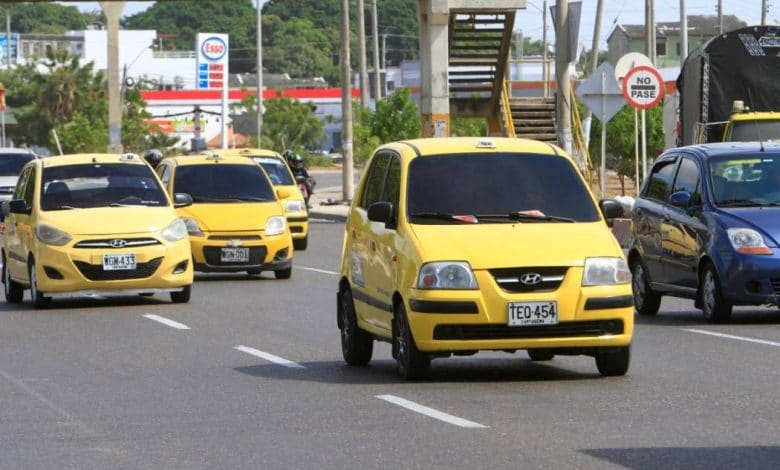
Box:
(614, 52), (652, 86)
(575, 61), (625, 123)
(622, 65), (664, 110)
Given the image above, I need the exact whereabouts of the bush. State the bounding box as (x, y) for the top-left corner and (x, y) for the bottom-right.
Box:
(303, 154), (333, 168)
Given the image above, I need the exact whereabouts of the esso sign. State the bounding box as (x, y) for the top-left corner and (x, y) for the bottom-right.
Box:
(201, 37), (227, 61)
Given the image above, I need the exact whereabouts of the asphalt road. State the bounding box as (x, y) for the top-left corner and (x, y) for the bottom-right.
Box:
(2, 219), (780, 469)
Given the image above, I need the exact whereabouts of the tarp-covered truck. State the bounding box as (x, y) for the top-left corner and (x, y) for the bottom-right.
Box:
(676, 25), (780, 146)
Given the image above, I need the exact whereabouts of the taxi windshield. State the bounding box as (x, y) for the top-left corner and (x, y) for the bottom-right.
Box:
(173, 164), (275, 202)
(253, 157), (294, 185)
(41, 163), (168, 211)
(407, 153), (600, 223)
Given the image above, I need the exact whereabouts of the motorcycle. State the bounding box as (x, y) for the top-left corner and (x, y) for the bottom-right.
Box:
(296, 174), (316, 208)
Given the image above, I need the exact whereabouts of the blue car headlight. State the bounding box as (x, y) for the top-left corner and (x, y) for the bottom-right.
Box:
(727, 228), (772, 255)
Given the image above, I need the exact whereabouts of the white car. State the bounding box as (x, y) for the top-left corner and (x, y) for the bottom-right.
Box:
(0, 148), (38, 202)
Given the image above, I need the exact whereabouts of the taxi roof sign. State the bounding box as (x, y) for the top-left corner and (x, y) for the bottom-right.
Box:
(476, 139), (496, 149)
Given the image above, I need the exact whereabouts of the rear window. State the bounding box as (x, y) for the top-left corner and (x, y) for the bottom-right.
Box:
(407, 153), (600, 222)
(173, 164), (275, 202)
(0, 153), (34, 176)
(253, 157), (294, 185)
(41, 163), (167, 211)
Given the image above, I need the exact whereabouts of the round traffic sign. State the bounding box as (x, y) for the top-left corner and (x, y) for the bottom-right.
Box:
(614, 52), (653, 86)
(622, 65), (664, 110)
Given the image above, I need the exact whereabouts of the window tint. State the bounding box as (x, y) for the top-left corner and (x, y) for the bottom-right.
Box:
(23, 167), (36, 206)
(407, 153), (600, 222)
(383, 156), (401, 210)
(644, 160), (677, 201)
(41, 164), (168, 211)
(13, 167), (30, 200)
(361, 153), (390, 209)
(672, 157), (701, 204)
(173, 164), (275, 202)
(253, 157), (294, 185)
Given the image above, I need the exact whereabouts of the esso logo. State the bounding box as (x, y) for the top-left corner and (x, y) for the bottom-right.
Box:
(201, 37), (227, 61)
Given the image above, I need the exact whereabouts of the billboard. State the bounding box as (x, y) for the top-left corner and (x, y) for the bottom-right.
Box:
(196, 33), (229, 90)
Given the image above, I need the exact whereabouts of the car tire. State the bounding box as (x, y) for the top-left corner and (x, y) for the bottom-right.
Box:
(700, 263), (732, 323)
(527, 349), (554, 361)
(28, 261), (51, 309)
(339, 288), (373, 366)
(3, 254), (23, 303)
(275, 267), (292, 279)
(631, 258), (661, 316)
(293, 237), (308, 251)
(170, 285), (191, 303)
(394, 302), (430, 380)
(595, 346), (630, 376)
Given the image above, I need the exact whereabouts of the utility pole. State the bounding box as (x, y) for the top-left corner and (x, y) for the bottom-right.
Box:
(5, 15), (10, 69)
(555, 0), (572, 154)
(381, 34), (387, 71)
(256, 0), (263, 146)
(582, 0), (604, 142)
(371, 0), (381, 103)
(100, 1), (125, 153)
(650, 0), (656, 65)
(717, 0), (723, 33)
(762, 0), (768, 25)
(542, 0), (548, 97)
(680, 0), (688, 67)
(357, 0), (369, 108)
(340, 0), (354, 201)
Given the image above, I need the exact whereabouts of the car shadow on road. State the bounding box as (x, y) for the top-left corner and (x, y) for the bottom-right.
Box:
(636, 308), (780, 326)
(0, 295), (168, 312)
(581, 446), (780, 469)
(235, 357), (605, 385)
(193, 272), (279, 283)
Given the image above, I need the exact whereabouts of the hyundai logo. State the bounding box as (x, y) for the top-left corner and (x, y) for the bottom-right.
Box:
(520, 273), (543, 285)
(110, 239), (128, 248)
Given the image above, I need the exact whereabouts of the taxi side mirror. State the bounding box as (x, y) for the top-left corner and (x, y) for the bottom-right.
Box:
(8, 199), (31, 215)
(598, 199), (623, 220)
(277, 188), (291, 199)
(173, 193), (193, 208)
(368, 201), (395, 228)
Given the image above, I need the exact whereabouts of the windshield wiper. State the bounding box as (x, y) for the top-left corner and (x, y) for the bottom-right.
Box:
(717, 199), (762, 207)
(409, 212), (478, 223)
(223, 196), (272, 202)
(474, 212), (575, 223)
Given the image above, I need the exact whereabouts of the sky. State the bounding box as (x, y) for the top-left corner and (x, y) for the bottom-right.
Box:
(62, 1), (777, 51)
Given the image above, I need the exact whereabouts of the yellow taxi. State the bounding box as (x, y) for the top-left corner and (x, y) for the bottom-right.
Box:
(1, 153), (194, 308)
(155, 153), (294, 278)
(211, 148), (309, 250)
(337, 137), (633, 379)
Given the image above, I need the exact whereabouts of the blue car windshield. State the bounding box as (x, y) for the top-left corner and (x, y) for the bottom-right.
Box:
(709, 154), (780, 206)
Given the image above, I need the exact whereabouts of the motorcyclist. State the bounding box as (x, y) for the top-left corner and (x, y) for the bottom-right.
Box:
(144, 148), (164, 169)
(284, 150), (315, 205)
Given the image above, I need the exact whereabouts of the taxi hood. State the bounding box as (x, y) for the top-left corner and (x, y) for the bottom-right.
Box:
(178, 202), (282, 232)
(41, 206), (178, 236)
(409, 222), (622, 269)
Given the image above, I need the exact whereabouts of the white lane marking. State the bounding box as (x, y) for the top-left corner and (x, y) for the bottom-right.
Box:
(683, 328), (780, 347)
(376, 394), (488, 429)
(143, 314), (191, 330)
(235, 345), (306, 369)
(298, 266), (339, 276)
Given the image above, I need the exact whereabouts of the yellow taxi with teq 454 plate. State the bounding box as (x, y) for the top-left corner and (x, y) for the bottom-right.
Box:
(156, 153), (294, 278)
(1, 153), (194, 309)
(211, 148), (309, 251)
(337, 137), (634, 379)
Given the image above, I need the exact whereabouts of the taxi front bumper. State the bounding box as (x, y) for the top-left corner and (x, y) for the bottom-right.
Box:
(190, 231), (293, 272)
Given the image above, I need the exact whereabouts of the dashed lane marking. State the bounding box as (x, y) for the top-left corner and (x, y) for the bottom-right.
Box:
(683, 328), (780, 347)
(143, 314), (191, 330)
(376, 394), (488, 429)
(235, 345), (306, 369)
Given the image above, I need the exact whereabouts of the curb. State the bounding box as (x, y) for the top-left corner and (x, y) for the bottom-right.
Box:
(308, 210), (348, 223)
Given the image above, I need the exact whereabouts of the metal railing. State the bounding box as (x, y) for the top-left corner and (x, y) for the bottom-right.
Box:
(501, 80), (516, 138)
(505, 57), (554, 98)
(152, 50), (196, 59)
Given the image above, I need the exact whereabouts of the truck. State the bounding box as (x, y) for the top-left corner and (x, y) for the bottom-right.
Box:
(676, 25), (780, 146)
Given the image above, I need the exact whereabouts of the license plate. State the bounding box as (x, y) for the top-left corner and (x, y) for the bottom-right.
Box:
(103, 253), (137, 271)
(508, 301), (558, 326)
(221, 247), (250, 263)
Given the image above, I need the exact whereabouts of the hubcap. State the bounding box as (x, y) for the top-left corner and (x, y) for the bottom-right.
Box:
(4, 263), (10, 295)
(632, 264), (645, 308)
(396, 316), (407, 365)
(703, 271), (716, 314)
(340, 297), (351, 348)
(30, 266), (38, 301)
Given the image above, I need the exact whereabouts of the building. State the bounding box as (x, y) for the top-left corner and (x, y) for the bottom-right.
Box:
(607, 15), (747, 68)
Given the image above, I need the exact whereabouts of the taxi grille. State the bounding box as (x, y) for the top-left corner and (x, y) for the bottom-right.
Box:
(290, 226), (304, 234)
(433, 320), (623, 340)
(74, 257), (163, 281)
(73, 238), (161, 249)
(489, 267), (568, 293)
(208, 235), (262, 241)
(202, 246), (267, 266)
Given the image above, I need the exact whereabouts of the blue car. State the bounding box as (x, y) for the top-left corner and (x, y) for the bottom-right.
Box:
(629, 142), (780, 322)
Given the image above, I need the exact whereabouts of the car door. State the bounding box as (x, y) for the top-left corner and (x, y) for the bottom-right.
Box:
(635, 156), (678, 284)
(7, 165), (36, 282)
(348, 152), (392, 333)
(663, 155), (708, 290)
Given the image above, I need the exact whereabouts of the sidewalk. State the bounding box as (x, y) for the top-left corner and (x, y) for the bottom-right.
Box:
(307, 169), (351, 222)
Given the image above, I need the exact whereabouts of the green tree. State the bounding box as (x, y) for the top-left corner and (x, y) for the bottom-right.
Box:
(353, 88), (421, 163)
(262, 15), (338, 83)
(259, 92), (325, 151)
(3, 3), (90, 34)
(55, 112), (107, 153)
(451, 118), (487, 137)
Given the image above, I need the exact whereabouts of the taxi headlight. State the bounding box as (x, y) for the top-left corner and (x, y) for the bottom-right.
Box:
(265, 216), (286, 236)
(161, 218), (188, 241)
(285, 200), (305, 213)
(180, 217), (204, 236)
(582, 257), (630, 286)
(727, 228), (772, 255)
(417, 262), (478, 290)
(35, 224), (71, 246)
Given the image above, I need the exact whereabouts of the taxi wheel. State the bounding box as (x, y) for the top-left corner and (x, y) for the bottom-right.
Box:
(527, 349), (554, 361)
(339, 288), (373, 366)
(631, 258), (661, 316)
(700, 263), (732, 323)
(170, 285), (191, 303)
(275, 267), (292, 280)
(595, 346), (630, 377)
(3, 254), (23, 303)
(293, 237), (308, 251)
(28, 261), (51, 309)
(394, 303), (430, 380)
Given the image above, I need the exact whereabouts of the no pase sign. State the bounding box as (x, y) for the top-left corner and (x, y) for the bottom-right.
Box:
(622, 65), (664, 110)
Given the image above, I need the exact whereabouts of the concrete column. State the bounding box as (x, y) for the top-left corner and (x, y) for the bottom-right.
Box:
(418, 0), (449, 138)
(100, 2), (125, 154)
